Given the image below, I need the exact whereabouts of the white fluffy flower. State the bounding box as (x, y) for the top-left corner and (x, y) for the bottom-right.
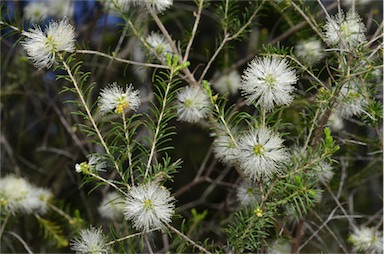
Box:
(21, 18), (75, 69)
(240, 56), (297, 112)
(98, 192), (125, 220)
(323, 10), (367, 50)
(0, 175), (52, 215)
(26, 187), (53, 214)
(124, 182), (175, 232)
(137, 0), (173, 13)
(213, 129), (239, 166)
(75, 155), (107, 174)
(336, 80), (368, 118)
(145, 32), (173, 60)
(267, 239), (292, 254)
(328, 111), (344, 131)
(47, 0), (73, 18)
(236, 128), (289, 181)
(70, 226), (109, 254)
(98, 83), (141, 115)
(295, 39), (324, 66)
(23, 2), (50, 22)
(236, 180), (260, 207)
(103, 0), (134, 13)
(313, 161), (334, 185)
(213, 70), (241, 95)
(349, 226), (383, 253)
(176, 86), (210, 123)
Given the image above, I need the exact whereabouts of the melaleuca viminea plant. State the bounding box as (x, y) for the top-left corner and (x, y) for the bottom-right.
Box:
(0, 0), (382, 253)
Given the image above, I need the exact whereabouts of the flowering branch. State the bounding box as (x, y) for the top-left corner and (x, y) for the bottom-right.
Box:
(58, 54), (123, 179)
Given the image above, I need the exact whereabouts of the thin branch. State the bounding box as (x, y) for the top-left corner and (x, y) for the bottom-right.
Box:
(198, 34), (230, 84)
(290, 1), (325, 41)
(144, 233), (154, 254)
(76, 49), (168, 69)
(144, 68), (176, 178)
(183, 0), (204, 62)
(87, 171), (126, 197)
(105, 228), (159, 246)
(7, 232), (34, 254)
(167, 224), (212, 254)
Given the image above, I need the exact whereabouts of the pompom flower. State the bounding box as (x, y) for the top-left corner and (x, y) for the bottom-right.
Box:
(240, 56), (297, 112)
(236, 180), (260, 207)
(323, 10), (367, 50)
(0, 175), (52, 215)
(336, 80), (368, 118)
(47, 0), (73, 18)
(295, 39), (324, 66)
(267, 239), (292, 254)
(145, 32), (173, 60)
(103, 0), (134, 13)
(313, 161), (334, 185)
(236, 128), (289, 181)
(348, 226), (383, 253)
(213, 70), (241, 95)
(23, 2), (50, 22)
(98, 83), (141, 115)
(70, 226), (109, 254)
(137, 0), (173, 13)
(124, 182), (175, 232)
(328, 111), (344, 131)
(98, 192), (125, 220)
(75, 155), (107, 174)
(176, 86), (210, 123)
(21, 18), (75, 69)
(212, 128), (239, 166)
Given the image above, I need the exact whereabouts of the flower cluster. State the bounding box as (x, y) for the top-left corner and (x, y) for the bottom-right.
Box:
(295, 39), (324, 66)
(0, 175), (52, 215)
(213, 70), (241, 95)
(75, 155), (107, 174)
(70, 226), (109, 254)
(138, 0), (173, 13)
(267, 239), (292, 254)
(98, 192), (125, 220)
(23, 0), (73, 22)
(335, 80), (368, 118)
(21, 18), (75, 69)
(103, 0), (134, 13)
(213, 125), (290, 182)
(176, 86), (210, 123)
(348, 226), (383, 253)
(98, 83), (141, 115)
(212, 129), (239, 166)
(236, 180), (260, 207)
(145, 32), (173, 60)
(236, 128), (289, 181)
(240, 56), (297, 112)
(323, 10), (367, 50)
(124, 182), (175, 232)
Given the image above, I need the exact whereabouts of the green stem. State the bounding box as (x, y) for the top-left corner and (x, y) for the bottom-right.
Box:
(144, 68), (176, 178)
(122, 113), (135, 186)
